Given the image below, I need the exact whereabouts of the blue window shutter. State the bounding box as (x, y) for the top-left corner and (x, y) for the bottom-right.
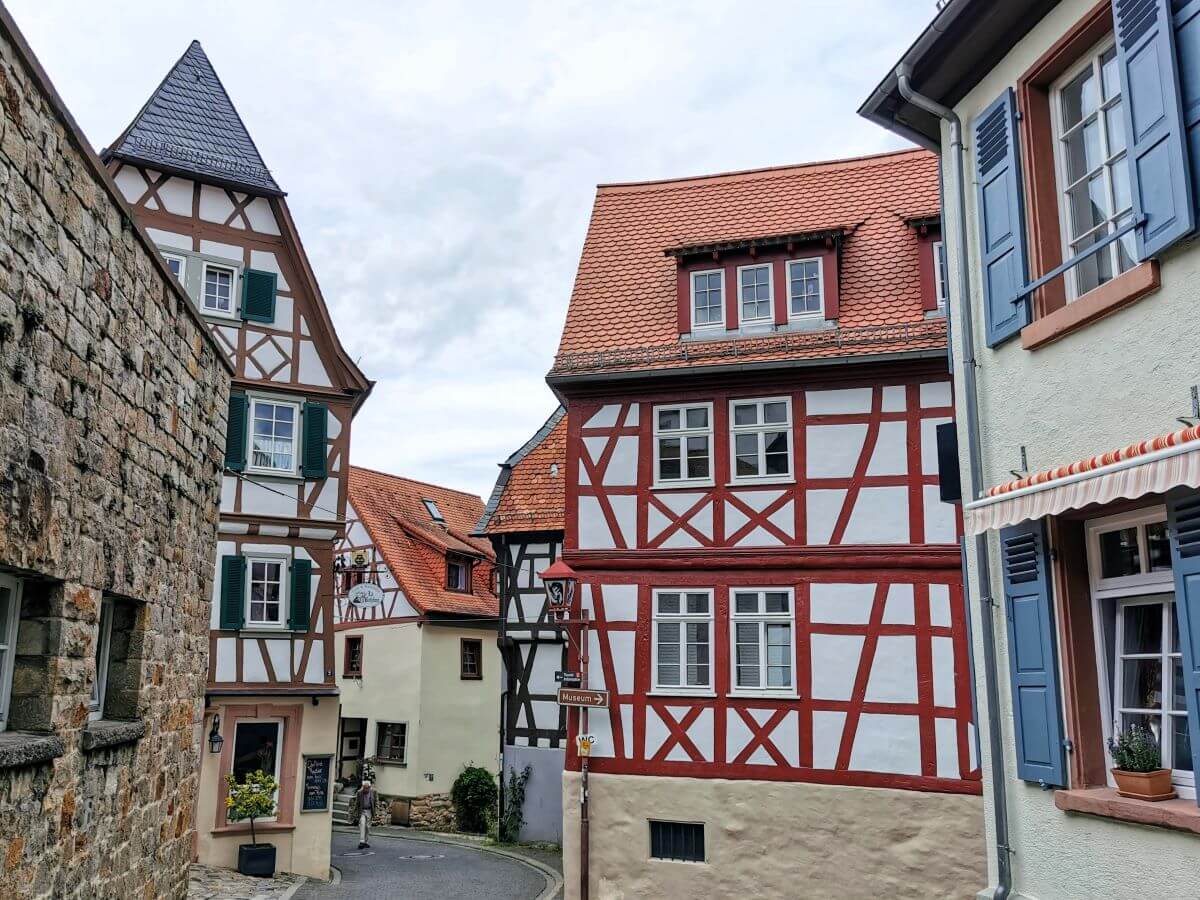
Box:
(1115, 0), (1194, 258)
(1166, 489), (1200, 800)
(289, 559), (312, 632)
(301, 402), (328, 479)
(224, 393), (247, 472)
(219, 555), (246, 631)
(1173, 0), (1200, 220)
(974, 89), (1029, 348)
(1000, 520), (1067, 787)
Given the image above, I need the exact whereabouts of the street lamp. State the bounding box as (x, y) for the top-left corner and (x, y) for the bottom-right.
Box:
(208, 714), (224, 754)
(539, 559), (578, 622)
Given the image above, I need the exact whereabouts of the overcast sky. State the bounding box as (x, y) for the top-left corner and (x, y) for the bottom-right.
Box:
(9, 0), (928, 499)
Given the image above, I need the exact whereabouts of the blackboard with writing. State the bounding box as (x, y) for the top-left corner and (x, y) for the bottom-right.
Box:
(302, 755), (332, 812)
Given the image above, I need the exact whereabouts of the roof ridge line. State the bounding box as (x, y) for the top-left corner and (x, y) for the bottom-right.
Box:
(596, 147), (931, 192)
(349, 463), (483, 500)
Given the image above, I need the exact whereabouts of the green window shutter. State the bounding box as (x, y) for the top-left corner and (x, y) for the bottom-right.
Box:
(289, 559), (312, 632)
(224, 393), (248, 472)
(240, 269), (277, 323)
(219, 555), (246, 631)
(301, 402), (328, 479)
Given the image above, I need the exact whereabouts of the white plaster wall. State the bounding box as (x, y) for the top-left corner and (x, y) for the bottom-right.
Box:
(941, 1), (1200, 895)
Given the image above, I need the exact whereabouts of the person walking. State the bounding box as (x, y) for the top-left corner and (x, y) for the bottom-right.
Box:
(357, 779), (375, 849)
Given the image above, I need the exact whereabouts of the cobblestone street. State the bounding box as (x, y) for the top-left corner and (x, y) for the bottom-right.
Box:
(187, 864), (306, 900)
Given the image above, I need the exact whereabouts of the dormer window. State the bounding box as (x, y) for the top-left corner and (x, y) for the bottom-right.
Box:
(690, 270), (724, 329)
(932, 241), (948, 309)
(162, 252), (186, 282)
(786, 258), (824, 319)
(422, 499), (445, 523)
(737, 264), (773, 324)
(447, 556), (471, 592)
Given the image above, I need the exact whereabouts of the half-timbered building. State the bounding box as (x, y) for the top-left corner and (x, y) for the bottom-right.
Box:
(105, 42), (371, 879)
(332, 466), (499, 829)
(477, 407), (568, 842)
(548, 149), (985, 897)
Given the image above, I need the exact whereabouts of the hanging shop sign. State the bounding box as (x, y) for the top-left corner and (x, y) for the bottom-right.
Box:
(348, 582), (384, 609)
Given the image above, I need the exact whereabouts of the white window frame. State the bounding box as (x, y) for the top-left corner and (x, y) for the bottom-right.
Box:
(728, 396), (794, 485)
(201, 260), (239, 319)
(0, 574), (22, 733)
(231, 718), (284, 819)
(689, 268), (725, 331)
(736, 263), (774, 326)
(652, 402), (715, 489)
(245, 555), (289, 630)
(1050, 38), (1134, 302)
(161, 251), (187, 284)
(729, 588), (797, 697)
(651, 589), (714, 696)
(1085, 506), (1193, 798)
(88, 598), (114, 722)
(246, 395), (302, 477)
(785, 257), (824, 320)
(1112, 595), (1193, 794)
(932, 241), (948, 309)
(447, 557), (471, 592)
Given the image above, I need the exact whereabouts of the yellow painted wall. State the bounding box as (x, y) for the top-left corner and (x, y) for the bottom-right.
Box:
(195, 696), (338, 881)
(562, 771), (984, 900)
(333, 621), (500, 798)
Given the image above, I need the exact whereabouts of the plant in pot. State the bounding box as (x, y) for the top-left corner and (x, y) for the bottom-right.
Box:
(225, 769), (281, 876)
(1108, 724), (1176, 801)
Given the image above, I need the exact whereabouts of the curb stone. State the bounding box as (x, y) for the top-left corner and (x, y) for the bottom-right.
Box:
(332, 825), (562, 900)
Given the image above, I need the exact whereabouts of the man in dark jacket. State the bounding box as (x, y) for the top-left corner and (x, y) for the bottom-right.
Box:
(358, 779), (375, 849)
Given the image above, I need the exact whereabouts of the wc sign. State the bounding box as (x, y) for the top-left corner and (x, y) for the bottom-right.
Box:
(577, 734), (597, 757)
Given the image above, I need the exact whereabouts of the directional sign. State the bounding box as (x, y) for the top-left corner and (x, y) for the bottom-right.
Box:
(557, 687), (609, 708)
(555, 671), (580, 684)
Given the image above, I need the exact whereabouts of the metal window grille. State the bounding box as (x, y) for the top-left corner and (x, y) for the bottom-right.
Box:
(649, 820), (705, 862)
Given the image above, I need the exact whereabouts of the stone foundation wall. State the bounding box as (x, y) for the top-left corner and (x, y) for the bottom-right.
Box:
(409, 792), (456, 832)
(0, 11), (229, 900)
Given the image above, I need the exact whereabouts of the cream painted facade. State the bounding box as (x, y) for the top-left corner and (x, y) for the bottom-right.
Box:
(562, 772), (983, 900)
(335, 623), (501, 798)
(196, 698), (339, 881)
(933, 1), (1200, 896)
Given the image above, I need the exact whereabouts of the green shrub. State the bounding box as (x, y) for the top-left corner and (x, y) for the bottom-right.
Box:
(451, 765), (497, 834)
(1109, 724), (1162, 772)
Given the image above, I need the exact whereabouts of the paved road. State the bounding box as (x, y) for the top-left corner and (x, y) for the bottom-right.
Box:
(296, 830), (548, 900)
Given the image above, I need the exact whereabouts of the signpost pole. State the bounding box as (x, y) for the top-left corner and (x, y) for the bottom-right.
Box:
(580, 608), (590, 900)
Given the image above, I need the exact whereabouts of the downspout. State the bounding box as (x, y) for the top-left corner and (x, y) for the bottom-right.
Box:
(897, 65), (1012, 900)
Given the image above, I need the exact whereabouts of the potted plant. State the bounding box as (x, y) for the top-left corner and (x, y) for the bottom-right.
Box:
(1108, 725), (1176, 801)
(225, 769), (281, 876)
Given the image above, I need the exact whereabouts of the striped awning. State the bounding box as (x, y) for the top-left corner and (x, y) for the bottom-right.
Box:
(965, 425), (1200, 534)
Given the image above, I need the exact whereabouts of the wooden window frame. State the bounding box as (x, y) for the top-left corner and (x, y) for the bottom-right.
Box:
(1015, 1), (1160, 349)
(446, 555), (473, 594)
(375, 721), (408, 764)
(460, 638), (483, 681)
(652, 402), (715, 490)
(344, 634), (364, 678)
(785, 257), (825, 320)
(728, 588), (798, 698)
(245, 555), (289, 629)
(735, 263), (774, 327)
(88, 597), (114, 722)
(0, 574), (22, 732)
(689, 268), (726, 331)
(651, 589), (714, 696)
(246, 395), (301, 477)
(727, 396), (794, 486)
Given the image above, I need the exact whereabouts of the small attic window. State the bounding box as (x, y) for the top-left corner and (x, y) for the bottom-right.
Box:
(422, 499), (444, 523)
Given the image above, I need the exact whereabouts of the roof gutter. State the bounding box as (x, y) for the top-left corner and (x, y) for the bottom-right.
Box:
(546, 347), (948, 388)
(896, 64), (1012, 900)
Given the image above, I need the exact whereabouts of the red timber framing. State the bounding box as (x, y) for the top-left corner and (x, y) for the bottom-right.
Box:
(559, 361), (980, 795)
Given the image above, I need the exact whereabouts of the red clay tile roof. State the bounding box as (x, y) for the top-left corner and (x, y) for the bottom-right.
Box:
(349, 465), (498, 618)
(550, 148), (944, 377)
(478, 408), (566, 536)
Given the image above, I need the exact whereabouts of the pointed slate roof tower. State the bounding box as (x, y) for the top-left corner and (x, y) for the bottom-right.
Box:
(107, 41), (282, 195)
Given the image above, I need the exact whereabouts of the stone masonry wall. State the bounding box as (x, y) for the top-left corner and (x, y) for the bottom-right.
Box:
(409, 792), (456, 832)
(0, 15), (229, 900)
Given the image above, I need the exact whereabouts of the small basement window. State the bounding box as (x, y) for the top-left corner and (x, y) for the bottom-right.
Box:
(649, 820), (705, 863)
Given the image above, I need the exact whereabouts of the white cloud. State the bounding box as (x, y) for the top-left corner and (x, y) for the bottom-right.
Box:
(8, 0), (929, 497)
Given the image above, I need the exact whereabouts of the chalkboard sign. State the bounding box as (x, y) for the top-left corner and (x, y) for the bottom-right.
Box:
(302, 755), (332, 812)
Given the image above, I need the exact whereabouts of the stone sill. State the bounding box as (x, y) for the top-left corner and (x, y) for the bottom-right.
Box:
(0, 731), (64, 769)
(211, 822), (295, 837)
(374, 758), (407, 767)
(82, 719), (145, 752)
(1055, 787), (1200, 835)
(1021, 259), (1160, 350)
